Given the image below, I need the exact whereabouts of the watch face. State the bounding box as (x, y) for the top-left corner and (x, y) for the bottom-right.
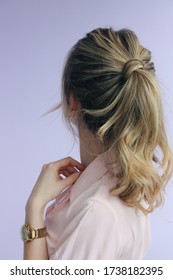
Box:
(21, 226), (29, 241)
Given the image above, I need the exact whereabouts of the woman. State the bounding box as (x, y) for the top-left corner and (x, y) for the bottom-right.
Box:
(21, 27), (173, 259)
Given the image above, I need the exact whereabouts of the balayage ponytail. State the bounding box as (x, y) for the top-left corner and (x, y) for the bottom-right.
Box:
(50, 27), (173, 214)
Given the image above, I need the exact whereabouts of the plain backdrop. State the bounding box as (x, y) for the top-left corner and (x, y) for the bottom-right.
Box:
(0, 0), (173, 259)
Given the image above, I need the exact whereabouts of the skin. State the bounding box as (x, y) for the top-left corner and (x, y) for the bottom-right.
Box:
(24, 95), (103, 259)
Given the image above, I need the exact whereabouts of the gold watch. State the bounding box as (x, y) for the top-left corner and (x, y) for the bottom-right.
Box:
(20, 224), (47, 243)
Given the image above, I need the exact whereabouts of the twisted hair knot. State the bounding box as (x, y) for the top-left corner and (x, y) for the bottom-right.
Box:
(122, 59), (144, 80)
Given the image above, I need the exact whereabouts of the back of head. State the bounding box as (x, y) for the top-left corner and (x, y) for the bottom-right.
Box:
(61, 27), (173, 213)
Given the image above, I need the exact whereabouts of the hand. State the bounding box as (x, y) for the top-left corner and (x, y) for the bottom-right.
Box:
(26, 157), (85, 210)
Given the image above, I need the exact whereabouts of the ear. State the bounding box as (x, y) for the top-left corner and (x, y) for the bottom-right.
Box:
(69, 94), (81, 112)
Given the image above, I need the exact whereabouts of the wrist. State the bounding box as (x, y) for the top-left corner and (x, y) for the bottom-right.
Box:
(25, 199), (45, 229)
(26, 195), (46, 213)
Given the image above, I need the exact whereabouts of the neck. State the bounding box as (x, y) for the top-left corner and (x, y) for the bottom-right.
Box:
(79, 127), (103, 167)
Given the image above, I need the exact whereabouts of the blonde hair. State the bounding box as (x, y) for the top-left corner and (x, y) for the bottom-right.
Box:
(50, 27), (173, 214)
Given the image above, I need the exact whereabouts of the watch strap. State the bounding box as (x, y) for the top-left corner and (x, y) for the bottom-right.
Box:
(29, 226), (47, 240)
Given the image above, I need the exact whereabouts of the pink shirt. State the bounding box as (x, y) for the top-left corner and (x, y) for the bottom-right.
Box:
(45, 152), (150, 259)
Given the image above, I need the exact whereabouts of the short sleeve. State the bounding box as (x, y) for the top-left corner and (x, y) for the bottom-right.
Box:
(50, 199), (122, 260)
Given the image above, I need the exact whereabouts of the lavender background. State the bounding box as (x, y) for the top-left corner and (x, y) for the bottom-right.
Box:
(0, 0), (173, 259)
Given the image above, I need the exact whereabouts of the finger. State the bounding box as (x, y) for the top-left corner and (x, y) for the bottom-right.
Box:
(59, 171), (80, 189)
(59, 174), (64, 180)
(59, 165), (77, 175)
(59, 169), (71, 178)
(52, 157), (85, 172)
(63, 157), (85, 171)
(59, 166), (82, 178)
